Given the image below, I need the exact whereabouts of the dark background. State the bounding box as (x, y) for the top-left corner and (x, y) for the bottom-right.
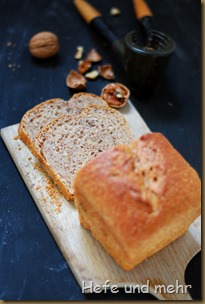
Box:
(0, 0), (201, 300)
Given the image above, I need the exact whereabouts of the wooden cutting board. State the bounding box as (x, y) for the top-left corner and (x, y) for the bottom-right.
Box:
(1, 101), (201, 300)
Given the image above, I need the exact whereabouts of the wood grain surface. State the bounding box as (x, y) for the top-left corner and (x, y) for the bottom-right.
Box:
(1, 101), (201, 300)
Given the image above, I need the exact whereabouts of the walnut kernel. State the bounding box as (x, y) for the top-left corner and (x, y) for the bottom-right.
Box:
(110, 7), (121, 16)
(85, 70), (99, 80)
(74, 46), (84, 60)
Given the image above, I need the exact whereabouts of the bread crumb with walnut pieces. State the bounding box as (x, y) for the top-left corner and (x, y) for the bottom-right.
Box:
(46, 183), (62, 214)
(13, 135), (19, 140)
(34, 162), (62, 213)
(34, 162), (42, 172)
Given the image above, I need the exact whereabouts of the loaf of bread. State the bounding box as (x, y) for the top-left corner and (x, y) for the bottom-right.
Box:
(74, 133), (201, 270)
(18, 93), (107, 155)
(34, 105), (134, 200)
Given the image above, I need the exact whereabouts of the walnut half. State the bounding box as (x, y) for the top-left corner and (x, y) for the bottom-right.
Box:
(101, 83), (130, 108)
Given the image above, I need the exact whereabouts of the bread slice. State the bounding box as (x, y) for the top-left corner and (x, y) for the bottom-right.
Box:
(34, 105), (134, 201)
(67, 92), (107, 114)
(73, 133), (201, 270)
(18, 93), (107, 155)
(18, 98), (68, 155)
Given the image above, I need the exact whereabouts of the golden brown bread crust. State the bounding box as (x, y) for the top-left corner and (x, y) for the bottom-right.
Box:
(74, 133), (201, 270)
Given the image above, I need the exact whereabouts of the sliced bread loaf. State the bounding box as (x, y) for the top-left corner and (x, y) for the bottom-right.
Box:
(34, 105), (134, 201)
(18, 93), (107, 154)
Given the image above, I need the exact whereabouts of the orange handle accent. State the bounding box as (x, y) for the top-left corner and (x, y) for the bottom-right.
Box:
(73, 0), (101, 23)
(133, 0), (153, 20)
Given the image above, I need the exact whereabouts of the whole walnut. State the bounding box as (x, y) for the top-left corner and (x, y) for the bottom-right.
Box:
(29, 31), (60, 59)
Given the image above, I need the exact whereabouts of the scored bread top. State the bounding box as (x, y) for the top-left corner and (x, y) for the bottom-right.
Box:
(18, 93), (107, 151)
(74, 132), (201, 254)
(35, 105), (134, 200)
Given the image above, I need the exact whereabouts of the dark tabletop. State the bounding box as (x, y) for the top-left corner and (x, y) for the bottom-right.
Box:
(0, 0), (201, 300)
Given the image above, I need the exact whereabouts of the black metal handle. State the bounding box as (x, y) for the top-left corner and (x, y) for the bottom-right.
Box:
(89, 16), (125, 60)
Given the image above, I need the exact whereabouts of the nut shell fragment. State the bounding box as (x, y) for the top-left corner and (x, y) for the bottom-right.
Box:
(85, 70), (99, 80)
(101, 83), (130, 108)
(86, 48), (102, 62)
(29, 31), (59, 59)
(98, 64), (115, 80)
(66, 70), (87, 90)
(78, 60), (92, 74)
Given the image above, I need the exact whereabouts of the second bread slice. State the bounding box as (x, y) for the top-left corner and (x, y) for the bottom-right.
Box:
(18, 93), (107, 155)
(35, 105), (134, 201)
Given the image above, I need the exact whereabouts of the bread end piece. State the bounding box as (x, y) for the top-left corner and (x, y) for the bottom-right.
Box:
(18, 98), (66, 152)
(74, 133), (201, 270)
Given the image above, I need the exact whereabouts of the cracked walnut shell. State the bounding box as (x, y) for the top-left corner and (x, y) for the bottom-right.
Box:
(101, 83), (130, 108)
(98, 64), (115, 80)
(78, 60), (91, 74)
(86, 48), (102, 62)
(29, 31), (60, 59)
(66, 70), (87, 90)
